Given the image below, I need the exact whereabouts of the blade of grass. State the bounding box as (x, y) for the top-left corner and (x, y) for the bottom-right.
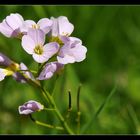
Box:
(81, 85), (117, 133)
(127, 104), (140, 134)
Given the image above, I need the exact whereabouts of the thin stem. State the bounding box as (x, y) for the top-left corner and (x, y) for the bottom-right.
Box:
(41, 87), (74, 134)
(51, 74), (59, 96)
(44, 108), (56, 111)
(29, 114), (64, 131)
(76, 84), (82, 134)
(27, 79), (74, 134)
(66, 90), (72, 119)
(19, 69), (37, 74)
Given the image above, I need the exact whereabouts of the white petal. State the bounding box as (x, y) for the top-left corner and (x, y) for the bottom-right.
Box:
(57, 55), (75, 64)
(6, 13), (24, 30)
(72, 45), (87, 62)
(32, 53), (48, 63)
(25, 20), (36, 28)
(37, 18), (52, 34)
(27, 28), (45, 45)
(22, 35), (35, 54)
(58, 16), (74, 36)
(0, 20), (13, 37)
(51, 17), (59, 37)
(43, 42), (59, 60)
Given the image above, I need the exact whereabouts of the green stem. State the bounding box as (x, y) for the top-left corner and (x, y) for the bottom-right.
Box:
(28, 78), (74, 134)
(29, 114), (64, 131)
(40, 87), (74, 134)
(44, 108), (55, 111)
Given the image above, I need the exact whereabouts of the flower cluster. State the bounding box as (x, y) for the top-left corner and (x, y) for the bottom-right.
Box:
(0, 13), (87, 115)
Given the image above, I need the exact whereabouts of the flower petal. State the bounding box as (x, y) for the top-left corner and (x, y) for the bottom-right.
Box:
(51, 17), (59, 37)
(37, 62), (57, 80)
(37, 18), (52, 34)
(43, 42), (59, 59)
(57, 38), (87, 64)
(37, 62), (64, 80)
(20, 62), (34, 80)
(58, 16), (74, 36)
(0, 52), (12, 66)
(71, 44), (87, 62)
(18, 100), (44, 115)
(27, 28), (45, 45)
(0, 68), (7, 81)
(21, 35), (35, 54)
(25, 20), (36, 28)
(57, 54), (75, 64)
(6, 13), (24, 30)
(0, 20), (13, 37)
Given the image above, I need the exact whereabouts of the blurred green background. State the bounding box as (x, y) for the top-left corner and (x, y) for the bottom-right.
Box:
(0, 5), (140, 134)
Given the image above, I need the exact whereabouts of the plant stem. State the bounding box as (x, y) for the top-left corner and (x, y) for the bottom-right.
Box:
(40, 87), (74, 134)
(29, 114), (64, 131)
(28, 79), (74, 134)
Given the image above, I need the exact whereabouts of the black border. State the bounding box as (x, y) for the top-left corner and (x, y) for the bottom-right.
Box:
(0, 0), (140, 5)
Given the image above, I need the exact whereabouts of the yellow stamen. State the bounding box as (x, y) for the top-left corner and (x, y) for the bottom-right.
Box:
(34, 45), (43, 55)
(32, 24), (40, 29)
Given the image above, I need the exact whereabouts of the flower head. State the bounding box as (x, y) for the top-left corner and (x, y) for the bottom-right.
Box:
(37, 62), (64, 80)
(0, 13), (26, 38)
(18, 100), (44, 115)
(57, 37), (87, 64)
(13, 62), (34, 83)
(22, 28), (59, 63)
(25, 18), (52, 34)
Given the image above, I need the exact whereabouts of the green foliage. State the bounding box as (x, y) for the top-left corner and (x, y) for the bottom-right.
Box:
(0, 5), (140, 134)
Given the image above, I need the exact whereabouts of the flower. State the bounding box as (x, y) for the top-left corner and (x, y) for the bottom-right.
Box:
(0, 13), (26, 38)
(57, 37), (87, 64)
(0, 52), (12, 67)
(22, 28), (59, 63)
(37, 62), (64, 80)
(18, 100), (44, 115)
(51, 16), (74, 37)
(13, 62), (34, 83)
(25, 18), (52, 34)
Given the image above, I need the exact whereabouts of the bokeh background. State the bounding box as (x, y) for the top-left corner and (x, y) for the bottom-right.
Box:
(0, 5), (140, 134)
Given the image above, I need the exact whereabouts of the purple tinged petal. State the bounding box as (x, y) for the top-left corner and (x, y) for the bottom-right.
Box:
(51, 17), (59, 37)
(20, 62), (34, 80)
(43, 42), (59, 59)
(12, 62), (35, 83)
(51, 16), (74, 37)
(12, 72), (27, 83)
(37, 18), (53, 34)
(37, 62), (64, 80)
(32, 53), (49, 63)
(58, 16), (74, 36)
(18, 100), (44, 115)
(33, 42), (59, 63)
(0, 13), (26, 37)
(57, 37), (87, 64)
(21, 35), (35, 54)
(27, 28), (45, 45)
(5, 13), (24, 30)
(0, 52), (12, 66)
(57, 55), (75, 64)
(25, 20), (36, 28)
(0, 20), (13, 37)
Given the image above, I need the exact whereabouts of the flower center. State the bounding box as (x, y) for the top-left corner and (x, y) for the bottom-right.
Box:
(32, 24), (40, 29)
(34, 45), (43, 55)
(50, 37), (64, 47)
